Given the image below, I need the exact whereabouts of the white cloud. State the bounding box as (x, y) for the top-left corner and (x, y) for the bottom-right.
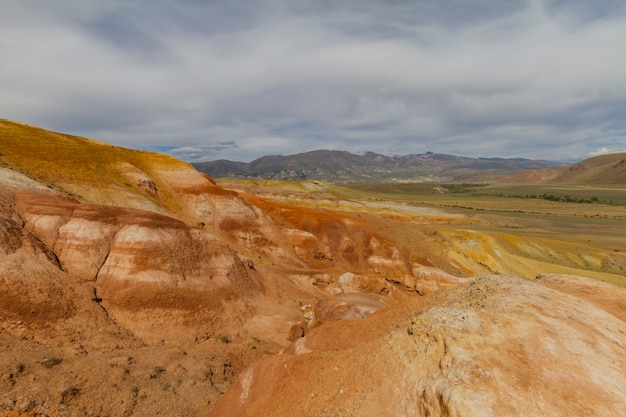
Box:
(1, 0), (625, 162)
(587, 147), (626, 157)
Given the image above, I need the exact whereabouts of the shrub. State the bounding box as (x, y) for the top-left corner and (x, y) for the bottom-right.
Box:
(25, 399), (37, 411)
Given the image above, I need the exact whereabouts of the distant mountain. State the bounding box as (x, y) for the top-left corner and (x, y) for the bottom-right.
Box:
(193, 150), (567, 183)
(551, 152), (626, 184)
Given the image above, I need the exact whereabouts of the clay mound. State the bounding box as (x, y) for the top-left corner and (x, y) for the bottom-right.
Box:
(1, 181), (263, 345)
(0, 186), (142, 349)
(0, 175), (281, 416)
(207, 275), (626, 417)
(0, 119), (262, 228)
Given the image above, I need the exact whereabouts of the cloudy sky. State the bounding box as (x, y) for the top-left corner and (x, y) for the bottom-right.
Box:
(2, 0), (626, 162)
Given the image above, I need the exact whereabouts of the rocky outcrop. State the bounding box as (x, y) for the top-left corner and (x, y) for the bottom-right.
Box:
(2, 181), (263, 345)
(241, 193), (471, 295)
(208, 275), (626, 417)
(313, 293), (393, 324)
(0, 164), (282, 416)
(0, 185), (140, 350)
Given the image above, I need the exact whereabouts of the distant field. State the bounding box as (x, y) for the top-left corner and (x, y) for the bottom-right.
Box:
(339, 183), (626, 216)
(217, 179), (626, 220)
(467, 183), (626, 205)
(342, 182), (626, 204)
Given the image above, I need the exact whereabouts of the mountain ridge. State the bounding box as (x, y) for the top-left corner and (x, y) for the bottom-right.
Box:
(193, 149), (567, 183)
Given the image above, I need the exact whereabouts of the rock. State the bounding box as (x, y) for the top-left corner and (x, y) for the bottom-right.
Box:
(2, 182), (263, 345)
(314, 293), (392, 324)
(207, 275), (626, 417)
(535, 273), (626, 321)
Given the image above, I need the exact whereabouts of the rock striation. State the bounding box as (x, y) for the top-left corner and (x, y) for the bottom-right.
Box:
(1, 182), (263, 345)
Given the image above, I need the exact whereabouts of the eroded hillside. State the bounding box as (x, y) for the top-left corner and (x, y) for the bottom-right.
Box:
(1, 120), (625, 417)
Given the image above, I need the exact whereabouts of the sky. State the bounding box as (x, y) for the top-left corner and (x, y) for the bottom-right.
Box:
(2, 0), (626, 163)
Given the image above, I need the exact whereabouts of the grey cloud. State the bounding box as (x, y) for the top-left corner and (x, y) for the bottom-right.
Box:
(85, 11), (169, 60)
(1, 0), (625, 162)
(167, 141), (239, 162)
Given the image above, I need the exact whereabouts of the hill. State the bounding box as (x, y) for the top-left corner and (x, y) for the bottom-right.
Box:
(493, 152), (626, 184)
(551, 152), (626, 184)
(193, 150), (566, 183)
(0, 119), (214, 223)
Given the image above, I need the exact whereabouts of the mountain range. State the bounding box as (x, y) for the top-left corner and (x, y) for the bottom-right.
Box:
(193, 150), (568, 183)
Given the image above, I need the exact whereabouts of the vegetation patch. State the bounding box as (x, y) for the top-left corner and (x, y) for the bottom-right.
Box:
(441, 183), (489, 193)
